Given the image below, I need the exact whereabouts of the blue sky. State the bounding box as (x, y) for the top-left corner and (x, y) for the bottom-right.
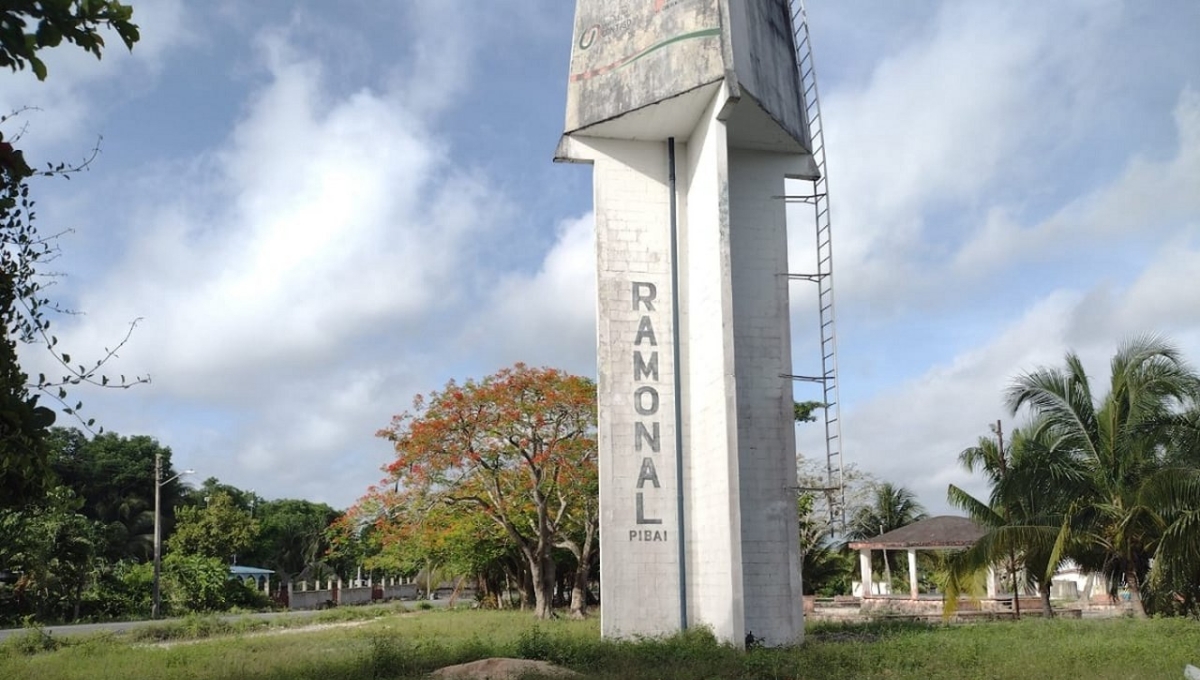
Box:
(4, 0), (1199, 514)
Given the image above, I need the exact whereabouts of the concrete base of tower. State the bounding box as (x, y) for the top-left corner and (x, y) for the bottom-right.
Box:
(558, 84), (807, 648)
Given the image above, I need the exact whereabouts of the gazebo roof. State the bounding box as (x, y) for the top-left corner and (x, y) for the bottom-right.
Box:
(847, 515), (985, 550)
(229, 565), (274, 576)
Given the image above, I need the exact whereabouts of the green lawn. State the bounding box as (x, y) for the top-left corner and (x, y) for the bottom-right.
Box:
(2, 609), (1197, 679)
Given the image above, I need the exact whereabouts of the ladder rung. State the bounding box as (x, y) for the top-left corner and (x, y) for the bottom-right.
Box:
(781, 373), (829, 383)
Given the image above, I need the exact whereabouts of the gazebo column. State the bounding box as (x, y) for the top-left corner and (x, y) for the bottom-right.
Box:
(986, 567), (998, 598)
(907, 549), (919, 600)
(859, 549), (873, 598)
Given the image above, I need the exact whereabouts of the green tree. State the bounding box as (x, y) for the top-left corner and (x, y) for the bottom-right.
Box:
(183, 477), (258, 512)
(945, 421), (1077, 617)
(0, 1), (144, 508)
(1006, 336), (1200, 617)
(0, 0), (139, 80)
(160, 553), (229, 614)
(0, 486), (103, 623)
(0, 123), (58, 511)
(169, 491), (259, 563)
(794, 454), (875, 597)
(239, 498), (339, 582)
(376, 364), (597, 620)
(48, 429), (186, 562)
(793, 400), (826, 424)
(796, 493), (853, 596)
(847, 482), (928, 588)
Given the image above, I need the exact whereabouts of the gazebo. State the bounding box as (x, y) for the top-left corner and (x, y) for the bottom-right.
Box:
(229, 565), (274, 593)
(847, 515), (986, 600)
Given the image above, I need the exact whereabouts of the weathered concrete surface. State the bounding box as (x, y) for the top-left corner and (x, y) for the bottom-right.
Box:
(563, 0), (812, 156)
(565, 0), (723, 136)
(559, 0), (816, 650)
(723, 0), (811, 150)
(558, 86), (806, 647)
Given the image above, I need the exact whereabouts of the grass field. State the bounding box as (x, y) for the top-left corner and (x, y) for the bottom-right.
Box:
(1, 608), (1197, 680)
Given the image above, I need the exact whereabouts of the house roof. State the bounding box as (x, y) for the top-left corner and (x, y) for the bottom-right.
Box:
(847, 515), (986, 550)
(229, 565), (274, 576)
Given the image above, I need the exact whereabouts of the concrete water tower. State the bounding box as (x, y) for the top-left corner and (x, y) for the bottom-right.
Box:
(556, 1), (832, 647)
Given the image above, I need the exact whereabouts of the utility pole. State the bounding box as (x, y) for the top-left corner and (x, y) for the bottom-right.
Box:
(153, 453), (162, 619)
(990, 419), (1019, 620)
(152, 453), (193, 619)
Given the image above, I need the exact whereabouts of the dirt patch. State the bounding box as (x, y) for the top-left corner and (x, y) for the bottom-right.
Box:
(431, 658), (580, 679)
(145, 620), (371, 649)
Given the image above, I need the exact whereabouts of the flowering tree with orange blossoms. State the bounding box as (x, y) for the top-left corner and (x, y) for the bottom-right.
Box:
(376, 364), (597, 619)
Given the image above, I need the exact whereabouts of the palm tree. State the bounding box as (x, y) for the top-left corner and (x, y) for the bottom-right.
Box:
(1006, 335), (1200, 617)
(945, 420), (1080, 617)
(848, 482), (928, 590)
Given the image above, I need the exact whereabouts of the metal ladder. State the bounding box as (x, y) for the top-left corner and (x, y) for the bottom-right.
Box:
(783, 0), (845, 527)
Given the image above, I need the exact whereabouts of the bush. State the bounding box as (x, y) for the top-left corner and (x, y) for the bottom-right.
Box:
(0, 626), (59, 656)
(162, 554), (230, 614)
(223, 578), (274, 611)
(80, 560), (152, 620)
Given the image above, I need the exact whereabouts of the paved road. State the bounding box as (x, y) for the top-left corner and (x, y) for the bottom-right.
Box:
(0, 600), (451, 642)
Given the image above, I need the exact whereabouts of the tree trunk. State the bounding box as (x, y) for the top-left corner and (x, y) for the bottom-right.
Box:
(569, 571), (587, 620)
(447, 575), (464, 607)
(520, 567), (536, 610)
(529, 554), (556, 619)
(1039, 580), (1053, 618)
(1126, 565), (1147, 618)
(1010, 561), (1021, 620)
(568, 520), (597, 619)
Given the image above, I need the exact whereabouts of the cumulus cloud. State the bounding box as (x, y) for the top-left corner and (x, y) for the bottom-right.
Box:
(839, 230), (1200, 515)
(0, 0), (189, 153)
(59, 35), (500, 400)
(812, 1), (1128, 312)
(792, 1), (1200, 512)
(461, 213), (598, 376)
(13, 0), (1200, 516)
(953, 89), (1200, 277)
(35, 20), (517, 503)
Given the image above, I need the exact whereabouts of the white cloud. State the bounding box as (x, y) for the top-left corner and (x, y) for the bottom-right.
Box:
(28, 21), (520, 504)
(11, 0), (1199, 518)
(953, 89), (1200, 277)
(834, 228), (1200, 515)
(0, 0), (189, 154)
(56, 34), (500, 401)
(813, 1), (1126, 312)
(461, 213), (598, 376)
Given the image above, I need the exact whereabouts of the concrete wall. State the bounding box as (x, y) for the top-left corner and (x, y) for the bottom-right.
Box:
(565, 0), (723, 135)
(289, 588), (335, 611)
(560, 83), (807, 647)
(383, 583), (419, 600)
(563, 135), (684, 639)
(563, 0), (811, 155)
(680, 86), (744, 645)
(728, 148), (805, 646)
(723, 0), (810, 150)
(338, 587), (373, 606)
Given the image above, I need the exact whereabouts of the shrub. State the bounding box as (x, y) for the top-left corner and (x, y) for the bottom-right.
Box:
(0, 626), (59, 656)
